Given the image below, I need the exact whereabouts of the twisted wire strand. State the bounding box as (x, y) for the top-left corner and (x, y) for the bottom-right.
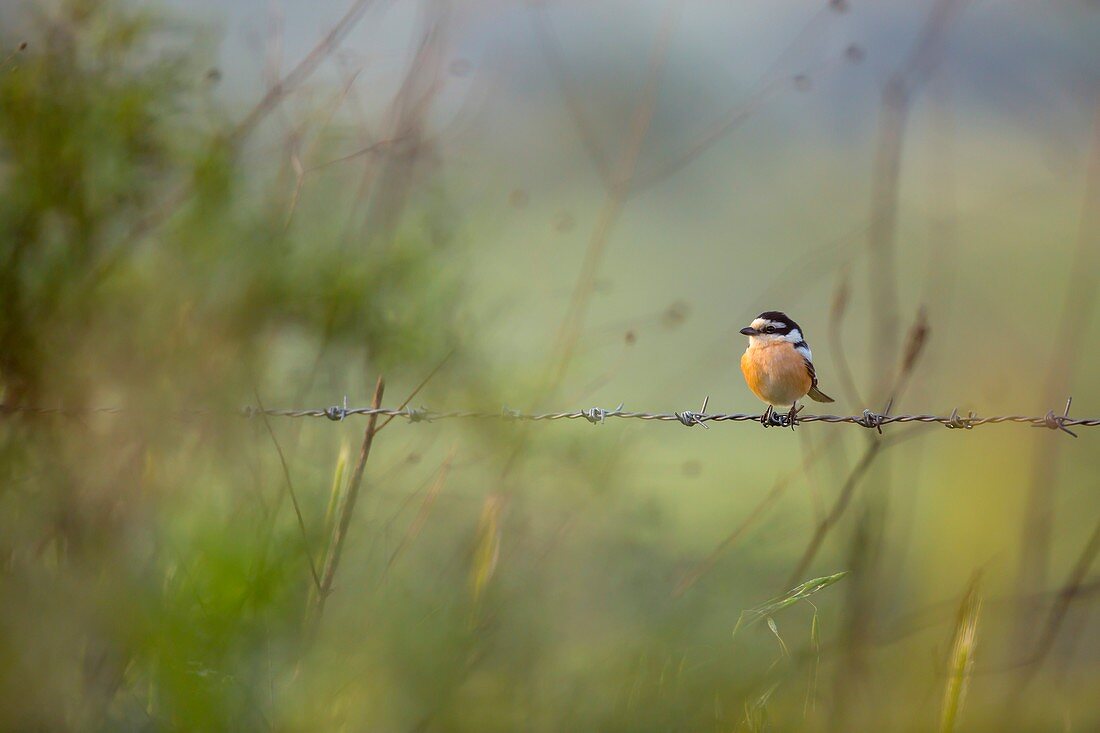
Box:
(3, 400), (1095, 436)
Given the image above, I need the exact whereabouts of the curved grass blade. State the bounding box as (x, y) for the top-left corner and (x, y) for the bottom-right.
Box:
(733, 571), (849, 639)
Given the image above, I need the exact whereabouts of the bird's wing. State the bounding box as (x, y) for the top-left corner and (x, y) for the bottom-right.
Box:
(795, 343), (818, 387)
(801, 346), (835, 402)
(803, 355), (819, 388)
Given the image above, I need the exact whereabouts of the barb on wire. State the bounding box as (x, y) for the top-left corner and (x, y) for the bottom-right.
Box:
(1032, 397), (1078, 438)
(3, 398), (1098, 436)
(325, 396), (349, 422)
(582, 402), (624, 425)
(403, 406), (432, 423)
(945, 407), (975, 430)
(676, 396), (710, 429)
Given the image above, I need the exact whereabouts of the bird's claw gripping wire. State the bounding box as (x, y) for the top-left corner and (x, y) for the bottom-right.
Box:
(759, 405), (788, 428)
(784, 403), (803, 430)
(1033, 397), (1077, 438)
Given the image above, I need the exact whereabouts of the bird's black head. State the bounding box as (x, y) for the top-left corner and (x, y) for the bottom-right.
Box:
(740, 311), (802, 338)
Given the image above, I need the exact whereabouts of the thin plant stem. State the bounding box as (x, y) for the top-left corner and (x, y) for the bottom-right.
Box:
(786, 439), (882, 589)
(1015, 514), (1100, 693)
(673, 431), (843, 598)
(254, 390), (322, 592)
(542, 0), (683, 399)
(1016, 102), (1100, 633)
(311, 376), (385, 631)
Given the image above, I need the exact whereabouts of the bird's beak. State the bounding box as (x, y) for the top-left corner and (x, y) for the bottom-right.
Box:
(739, 326), (758, 336)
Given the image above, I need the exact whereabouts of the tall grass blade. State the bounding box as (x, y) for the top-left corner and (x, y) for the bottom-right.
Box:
(804, 604), (821, 717)
(385, 449), (456, 575)
(323, 440), (350, 547)
(940, 573), (983, 733)
(469, 493), (504, 615)
(308, 440), (350, 618)
(741, 681), (780, 733)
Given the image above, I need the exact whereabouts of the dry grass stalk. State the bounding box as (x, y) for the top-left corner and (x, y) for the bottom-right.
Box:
(673, 431), (843, 598)
(1015, 515), (1100, 693)
(384, 449), (456, 576)
(785, 440), (882, 588)
(254, 390), (323, 592)
(827, 266), (864, 407)
(544, 0), (683, 396)
(1016, 103), (1100, 636)
(310, 376), (385, 630)
(231, 0), (380, 143)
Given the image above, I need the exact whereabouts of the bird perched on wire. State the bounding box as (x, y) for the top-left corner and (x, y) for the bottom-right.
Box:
(740, 311), (833, 427)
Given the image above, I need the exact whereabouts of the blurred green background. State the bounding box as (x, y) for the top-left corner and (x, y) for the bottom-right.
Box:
(2, 0), (1099, 730)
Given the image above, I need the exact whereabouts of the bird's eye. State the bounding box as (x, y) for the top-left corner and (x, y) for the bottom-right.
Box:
(763, 326), (775, 334)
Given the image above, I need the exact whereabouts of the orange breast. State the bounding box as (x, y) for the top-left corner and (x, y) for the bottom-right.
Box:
(740, 342), (813, 406)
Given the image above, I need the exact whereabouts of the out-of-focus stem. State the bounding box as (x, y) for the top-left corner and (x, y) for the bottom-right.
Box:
(1016, 102), (1100, 645)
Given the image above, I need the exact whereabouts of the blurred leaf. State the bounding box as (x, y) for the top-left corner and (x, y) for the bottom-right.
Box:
(469, 493), (503, 613)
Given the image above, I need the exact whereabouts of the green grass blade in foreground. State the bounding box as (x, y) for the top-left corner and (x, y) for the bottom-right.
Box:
(733, 572), (849, 639)
(940, 573), (983, 733)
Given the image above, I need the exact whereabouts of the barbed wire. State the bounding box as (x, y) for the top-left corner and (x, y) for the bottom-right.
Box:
(1, 396), (1094, 436)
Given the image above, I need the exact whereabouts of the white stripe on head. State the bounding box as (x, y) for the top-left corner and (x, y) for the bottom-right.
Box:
(750, 318), (770, 331)
(784, 328), (803, 344)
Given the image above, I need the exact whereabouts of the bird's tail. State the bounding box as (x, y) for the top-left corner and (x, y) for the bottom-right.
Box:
(808, 385), (834, 403)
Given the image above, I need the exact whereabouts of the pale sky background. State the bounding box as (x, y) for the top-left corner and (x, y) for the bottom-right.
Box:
(6, 0), (1096, 409)
(139, 0), (1100, 416)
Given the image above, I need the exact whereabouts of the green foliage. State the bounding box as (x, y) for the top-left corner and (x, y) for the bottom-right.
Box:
(0, 1), (185, 401)
(0, 1), (464, 728)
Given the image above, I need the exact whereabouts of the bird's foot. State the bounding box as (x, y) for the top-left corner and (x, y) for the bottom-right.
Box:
(760, 405), (775, 428)
(785, 403), (804, 430)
